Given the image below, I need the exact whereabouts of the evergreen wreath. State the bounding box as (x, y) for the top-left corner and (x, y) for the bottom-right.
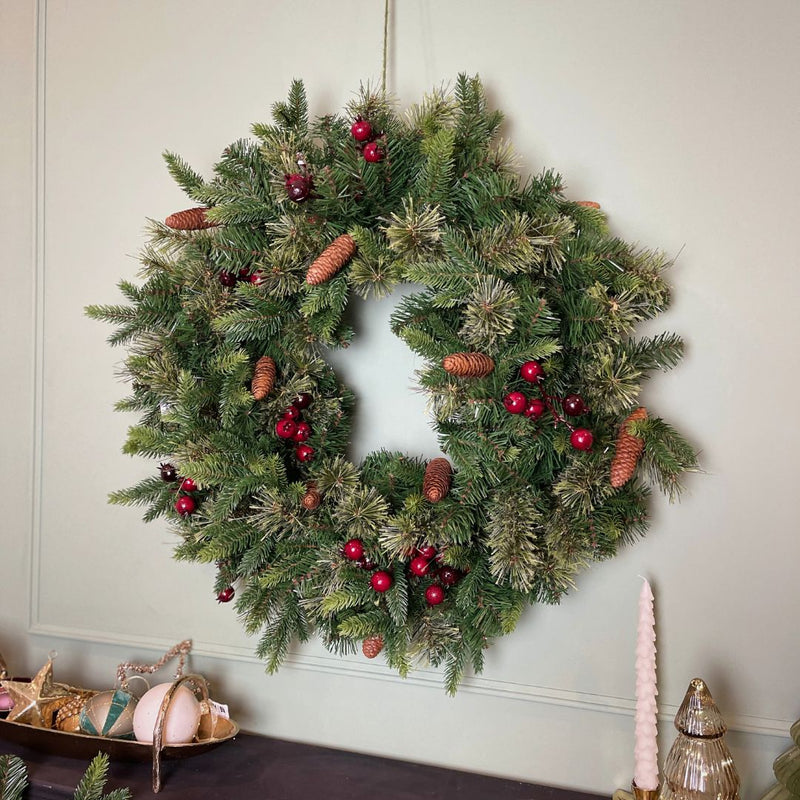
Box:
(87, 76), (697, 693)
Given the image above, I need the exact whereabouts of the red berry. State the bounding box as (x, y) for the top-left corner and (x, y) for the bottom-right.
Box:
(363, 142), (384, 163)
(249, 271), (265, 285)
(293, 392), (313, 410)
(438, 566), (461, 586)
(562, 394), (586, 416)
(350, 118), (373, 142)
(238, 268), (251, 281)
(503, 391), (527, 414)
(370, 571), (393, 593)
(570, 428), (594, 451)
(417, 544), (437, 560)
(276, 418), (297, 439)
(292, 421), (311, 442)
(409, 557), (430, 577)
(283, 406), (301, 422)
(285, 173), (312, 202)
(219, 271), (237, 287)
(160, 463), (178, 482)
(179, 477), (197, 493)
(425, 585), (445, 606)
(524, 398), (546, 419)
(217, 586), (235, 603)
(520, 361), (544, 383)
(343, 539), (365, 561)
(175, 495), (196, 516)
(295, 443), (315, 462)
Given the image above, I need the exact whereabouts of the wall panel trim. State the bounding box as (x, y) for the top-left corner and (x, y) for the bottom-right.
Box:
(29, 622), (790, 738)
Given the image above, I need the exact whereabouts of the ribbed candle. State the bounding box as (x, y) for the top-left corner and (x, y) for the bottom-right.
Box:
(633, 578), (659, 790)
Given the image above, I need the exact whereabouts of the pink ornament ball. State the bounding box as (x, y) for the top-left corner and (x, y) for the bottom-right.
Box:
(132, 682), (202, 745)
(0, 687), (14, 712)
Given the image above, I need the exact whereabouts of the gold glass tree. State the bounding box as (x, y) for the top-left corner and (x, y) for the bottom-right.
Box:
(760, 718), (800, 799)
(659, 678), (740, 800)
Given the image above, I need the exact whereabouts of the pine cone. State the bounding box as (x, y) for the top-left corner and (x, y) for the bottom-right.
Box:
(442, 352), (495, 378)
(610, 407), (648, 488)
(306, 234), (357, 285)
(164, 207), (219, 230)
(251, 356), (276, 400)
(302, 482), (321, 511)
(362, 636), (384, 659)
(423, 458), (452, 503)
(54, 693), (91, 733)
(576, 201), (601, 209)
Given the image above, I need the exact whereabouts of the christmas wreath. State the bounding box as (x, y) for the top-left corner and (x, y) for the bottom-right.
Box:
(87, 76), (697, 692)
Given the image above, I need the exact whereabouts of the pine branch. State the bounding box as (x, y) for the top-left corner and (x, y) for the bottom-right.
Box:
(163, 150), (206, 199)
(486, 490), (543, 592)
(72, 753), (131, 800)
(0, 755), (27, 800)
(271, 79), (309, 133)
(635, 416), (700, 501)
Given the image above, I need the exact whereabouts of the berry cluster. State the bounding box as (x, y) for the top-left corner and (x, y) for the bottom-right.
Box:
(274, 393), (315, 463)
(350, 117), (385, 163)
(160, 462), (201, 516)
(503, 361), (594, 451)
(343, 540), (462, 606)
(218, 267), (270, 287)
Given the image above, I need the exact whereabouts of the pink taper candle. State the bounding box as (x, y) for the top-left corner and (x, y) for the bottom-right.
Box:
(633, 578), (659, 790)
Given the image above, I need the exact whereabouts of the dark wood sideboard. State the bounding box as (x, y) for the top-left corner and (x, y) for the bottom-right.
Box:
(1, 731), (605, 800)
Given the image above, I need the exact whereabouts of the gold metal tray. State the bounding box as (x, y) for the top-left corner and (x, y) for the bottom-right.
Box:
(0, 711), (238, 762)
(0, 674), (238, 792)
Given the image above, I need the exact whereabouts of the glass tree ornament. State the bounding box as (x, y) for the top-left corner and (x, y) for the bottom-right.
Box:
(659, 678), (740, 800)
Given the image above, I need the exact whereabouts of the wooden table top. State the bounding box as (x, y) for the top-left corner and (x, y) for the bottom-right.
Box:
(0, 730), (605, 800)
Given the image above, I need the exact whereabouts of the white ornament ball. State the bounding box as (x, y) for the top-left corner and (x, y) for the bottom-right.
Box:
(132, 682), (202, 745)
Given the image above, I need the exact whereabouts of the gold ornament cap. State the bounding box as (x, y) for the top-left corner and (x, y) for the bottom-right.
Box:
(632, 784), (660, 800)
(674, 677), (727, 738)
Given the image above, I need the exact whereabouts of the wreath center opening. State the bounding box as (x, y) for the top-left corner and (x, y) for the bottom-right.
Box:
(324, 285), (443, 464)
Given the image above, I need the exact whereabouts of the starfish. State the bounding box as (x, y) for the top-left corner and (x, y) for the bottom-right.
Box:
(1, 658), (71, 727)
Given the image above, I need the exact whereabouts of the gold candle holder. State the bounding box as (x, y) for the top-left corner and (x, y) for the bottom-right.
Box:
(612, 783), (660, 800)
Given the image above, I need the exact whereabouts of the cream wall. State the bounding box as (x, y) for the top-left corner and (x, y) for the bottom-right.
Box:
(2, 1), (799, 795)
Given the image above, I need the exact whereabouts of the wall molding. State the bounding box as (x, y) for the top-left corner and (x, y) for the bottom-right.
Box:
(28, 0), (47, 635)
(29, 622), (791, 738)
